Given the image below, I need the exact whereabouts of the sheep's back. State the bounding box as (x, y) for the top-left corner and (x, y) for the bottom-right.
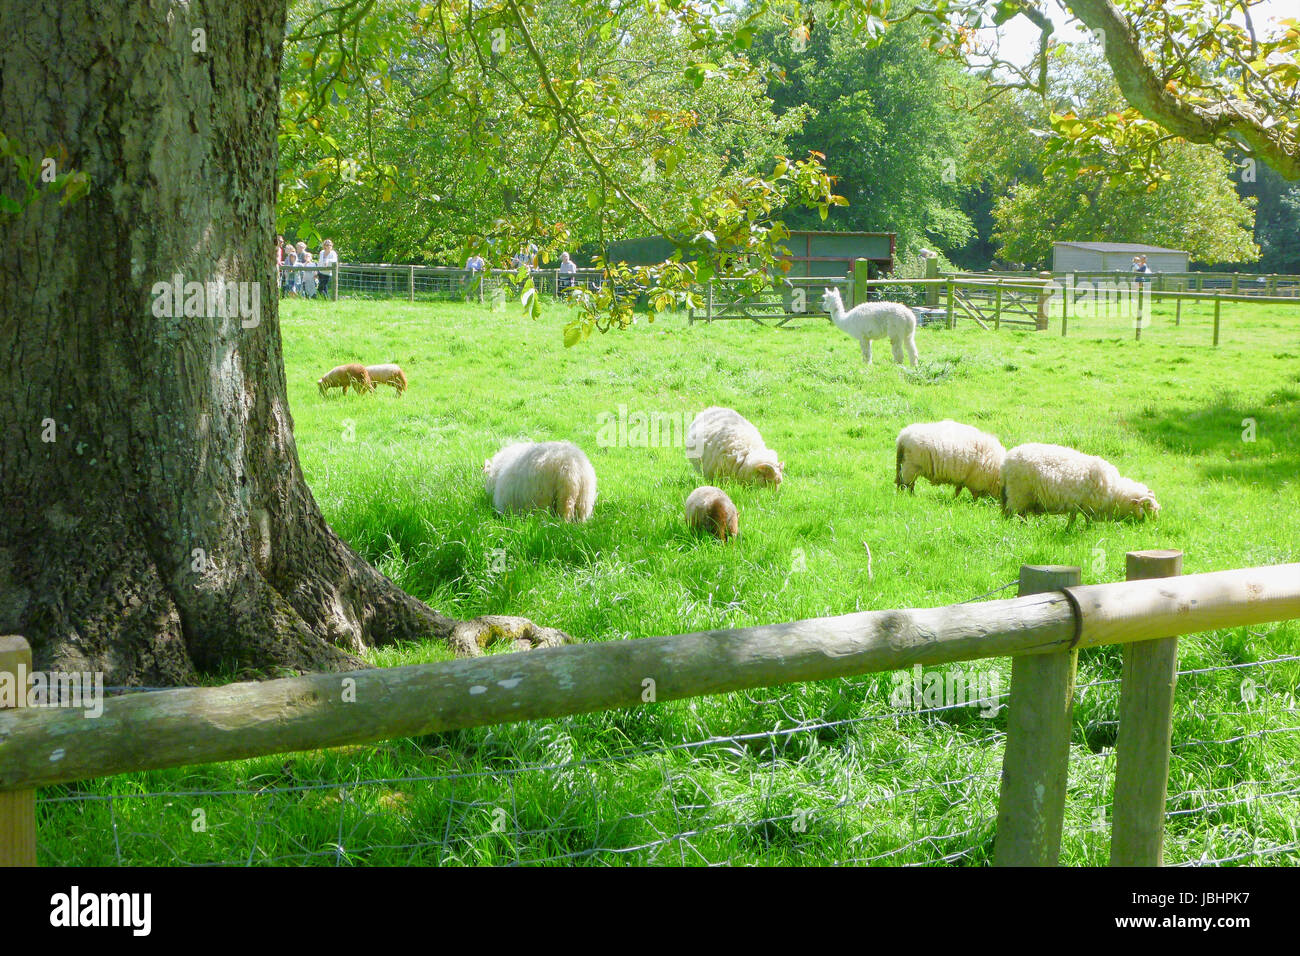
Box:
(900, 421), (1004, 492)
(686, 407), (767, 480)
(488, 441), (596, 519)
(1002, 443), (1115, 513)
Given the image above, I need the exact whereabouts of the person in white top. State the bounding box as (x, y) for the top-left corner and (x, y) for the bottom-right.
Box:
(317, 239), (338, 298)
(557, 251), (577, 291)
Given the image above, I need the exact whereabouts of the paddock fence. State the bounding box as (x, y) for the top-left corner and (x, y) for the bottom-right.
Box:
(277, 262), (607, 303)
(2, 551), (1298, 866)
(948, 269), (1300, 298)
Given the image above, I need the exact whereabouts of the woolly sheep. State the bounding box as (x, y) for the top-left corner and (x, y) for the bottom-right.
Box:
(821, 287), (919, 367)
(483, 440), (597, 522)
(317, 363), (374, 397)
(1000, 443), (1161, 529)
(896, 420), (1006, 500)
(685, 407), (784, 487)
(685, 486), (739, 541)
(366, 363), (408, 395)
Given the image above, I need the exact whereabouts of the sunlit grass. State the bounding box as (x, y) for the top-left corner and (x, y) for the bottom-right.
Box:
(37, 293), (1300, 865)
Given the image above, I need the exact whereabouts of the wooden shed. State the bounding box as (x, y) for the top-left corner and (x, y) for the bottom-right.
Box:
(1051, 242), (1189, 273)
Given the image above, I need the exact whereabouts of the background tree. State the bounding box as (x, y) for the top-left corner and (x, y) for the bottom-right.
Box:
(751, 1), (976, 255)
(279, 0), (808, 262)
(983, 45), (1259, 264)
(828, 0), (1300, 180)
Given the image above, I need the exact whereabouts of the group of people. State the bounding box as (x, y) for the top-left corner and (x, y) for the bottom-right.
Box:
(277, 236), (339, 298)
(466, 248), (580, 290)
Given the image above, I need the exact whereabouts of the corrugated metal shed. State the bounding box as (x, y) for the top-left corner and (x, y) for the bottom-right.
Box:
(1052, 242), (1189, 273)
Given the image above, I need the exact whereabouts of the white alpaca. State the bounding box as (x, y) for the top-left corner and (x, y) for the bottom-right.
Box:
(685, 407), (783, 486)
(483, 441), (597, 522)
(821, 287), (919, 366)
(896, 420), (1006, 500)
(1001, 443), (1161, 529)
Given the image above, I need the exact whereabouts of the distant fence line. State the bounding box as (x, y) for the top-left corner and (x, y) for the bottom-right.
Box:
(278, 262), (607, 302)
(945, 269), (1300, 297)
(276, 259), (1298, 346)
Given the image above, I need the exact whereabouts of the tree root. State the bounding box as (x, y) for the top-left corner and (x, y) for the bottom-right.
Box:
(446, 615), (572, 656)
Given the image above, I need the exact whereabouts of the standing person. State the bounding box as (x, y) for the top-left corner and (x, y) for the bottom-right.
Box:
(275, 236), (285, 297)
(317, 239), (338, 299)
(1131, 254), (1151, 284)
(281, 240), (295, 296)
(557, 251), (577, 292)
(300, 248), (317, 298)
(292, 242), (309, 297)
(465, 252), (486, 299)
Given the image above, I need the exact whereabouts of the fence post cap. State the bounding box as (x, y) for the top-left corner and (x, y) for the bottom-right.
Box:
(0, 635), (30, 655)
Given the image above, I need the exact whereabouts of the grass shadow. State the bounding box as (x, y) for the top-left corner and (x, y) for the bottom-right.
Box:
(1129, 388), (1300, 488)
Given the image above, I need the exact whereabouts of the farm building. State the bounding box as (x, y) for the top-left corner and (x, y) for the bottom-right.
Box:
(1051, 241), (1189, 273)
(602, 231), (895, 278)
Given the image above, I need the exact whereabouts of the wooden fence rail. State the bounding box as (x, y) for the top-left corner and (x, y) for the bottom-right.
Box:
(2, 556), (1298, 867)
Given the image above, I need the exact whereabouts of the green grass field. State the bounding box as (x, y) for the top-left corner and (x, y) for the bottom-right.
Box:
(37, 293), (1300, 865)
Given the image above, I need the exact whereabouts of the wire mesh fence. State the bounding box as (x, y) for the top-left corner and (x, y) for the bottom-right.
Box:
(278, 263), (607, 304)
(32, 593), (1299, 867)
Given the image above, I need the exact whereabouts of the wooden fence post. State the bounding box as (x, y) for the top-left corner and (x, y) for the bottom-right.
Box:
(1110, 550), (1184, 867)
(706, 281), (713, 322)
(0, 636), (36, 866)
(1213, 293), (1222, 346)
(995, 279), (1003, 332)
(408, 265), (415, 303)
(1174, 294), (1181, 326)
(925, 255), (939, 307)
(994, 565), (1081, 867)
(1034, 272), (1052, 330)
(946, 278), (955, 329)
(853, 258), (870, 310)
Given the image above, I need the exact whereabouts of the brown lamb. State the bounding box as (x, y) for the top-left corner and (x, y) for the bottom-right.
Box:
(366, 363), (408, 395)
(317, 363), (374, 397)
(685, 486), (739, 541)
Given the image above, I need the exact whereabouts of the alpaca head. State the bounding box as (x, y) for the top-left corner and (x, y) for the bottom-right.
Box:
(820, 288), (842, 313)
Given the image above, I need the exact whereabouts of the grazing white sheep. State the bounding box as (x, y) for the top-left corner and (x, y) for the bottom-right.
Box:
(1001, 443), (1161, 529)
(685, 486), (739, 541)
(483, 441), (597, 522)
(821, 287), (919, 367)
(896, 420), (1006, 500)
(685, 407), (783, 487)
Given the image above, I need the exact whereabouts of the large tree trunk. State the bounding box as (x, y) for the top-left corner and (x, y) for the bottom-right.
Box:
(0, 2), (564, 685)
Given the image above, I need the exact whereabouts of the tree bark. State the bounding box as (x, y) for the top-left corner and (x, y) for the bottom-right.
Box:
(0, 1), (564, 685)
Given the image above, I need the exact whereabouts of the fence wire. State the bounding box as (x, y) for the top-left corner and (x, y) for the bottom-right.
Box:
(31, 582), (1300, 867)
